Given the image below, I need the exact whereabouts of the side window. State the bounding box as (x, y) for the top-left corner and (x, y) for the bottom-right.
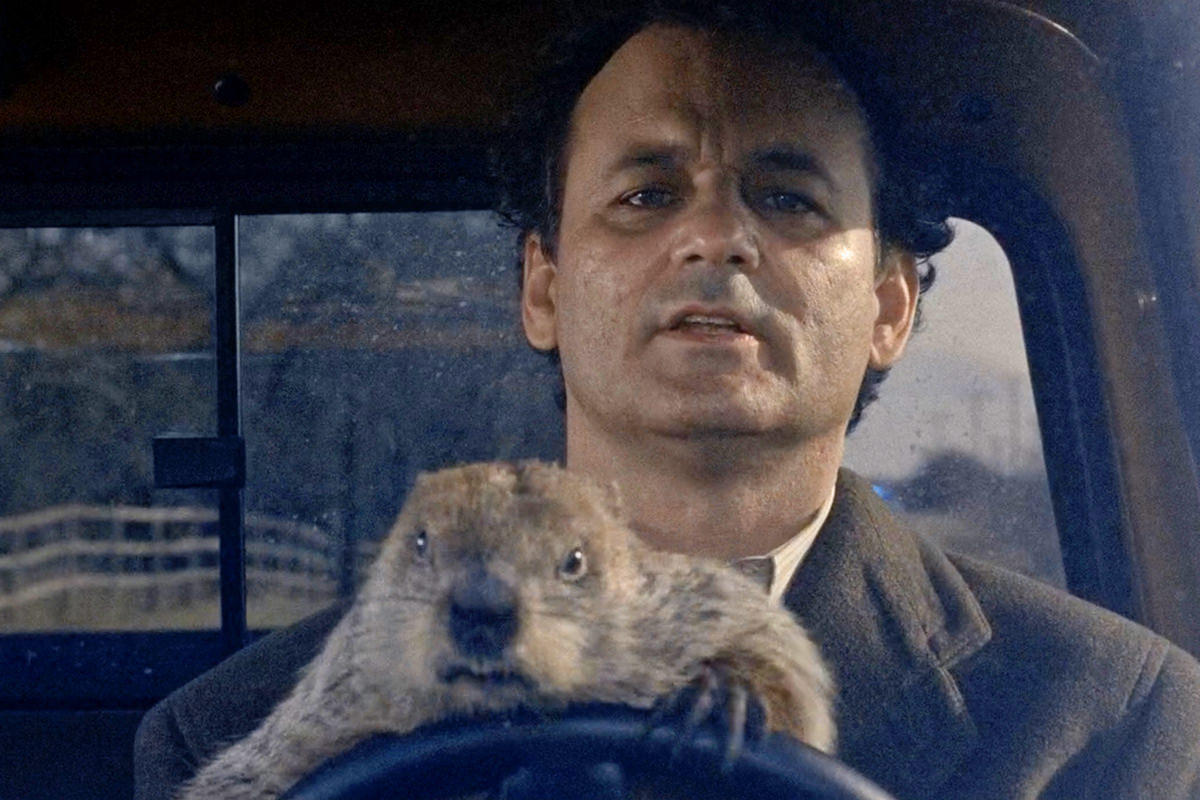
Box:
(0, 226), (220, 631)
(844, 219), (1065, 587)
(237, 213), (562, 629)
(0, 214), (563, 635)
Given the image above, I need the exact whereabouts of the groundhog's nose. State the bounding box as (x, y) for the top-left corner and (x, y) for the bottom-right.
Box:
(449, 567), (519, 659)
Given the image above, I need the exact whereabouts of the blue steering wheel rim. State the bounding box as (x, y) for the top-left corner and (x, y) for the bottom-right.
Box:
(281, 704), (896, 800)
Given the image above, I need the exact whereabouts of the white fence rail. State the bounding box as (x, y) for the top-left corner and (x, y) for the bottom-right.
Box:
(0, 504), (345, 630)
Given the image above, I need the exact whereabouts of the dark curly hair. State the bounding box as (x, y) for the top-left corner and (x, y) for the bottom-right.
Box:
(493, 0), (954, 431)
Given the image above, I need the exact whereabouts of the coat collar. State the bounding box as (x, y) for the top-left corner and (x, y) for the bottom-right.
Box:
(783, 469), (992, 798)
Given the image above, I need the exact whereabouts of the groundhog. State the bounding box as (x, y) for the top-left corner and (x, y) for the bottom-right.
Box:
(178, 460), (834, 799)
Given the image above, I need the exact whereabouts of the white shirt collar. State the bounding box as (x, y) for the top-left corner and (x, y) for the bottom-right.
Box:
(733, 486), (834, 604)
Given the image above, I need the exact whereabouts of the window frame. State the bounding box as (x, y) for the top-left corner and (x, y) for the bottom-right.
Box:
(0, 139), (498, 707)
(952, 164), (1136, 615)
(0, 144), (1135, 709)
(0, 35), (1196, 693)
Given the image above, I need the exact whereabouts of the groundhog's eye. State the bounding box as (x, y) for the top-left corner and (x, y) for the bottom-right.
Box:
(558, 547), (587, 581)
(413, 530), (429, 559)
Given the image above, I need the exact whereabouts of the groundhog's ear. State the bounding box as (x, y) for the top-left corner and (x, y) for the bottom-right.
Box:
(510, 459), (548, 494)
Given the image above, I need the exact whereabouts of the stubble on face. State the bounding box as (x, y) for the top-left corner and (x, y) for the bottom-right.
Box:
(529, 24), (883, 464)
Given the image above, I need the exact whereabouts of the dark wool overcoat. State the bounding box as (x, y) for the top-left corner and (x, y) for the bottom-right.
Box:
(134, 470), (1200, 799)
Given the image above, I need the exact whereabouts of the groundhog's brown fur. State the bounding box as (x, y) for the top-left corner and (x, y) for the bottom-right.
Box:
(178, 461), (834, 799)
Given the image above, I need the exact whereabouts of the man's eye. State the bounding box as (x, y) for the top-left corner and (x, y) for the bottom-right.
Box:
(757, 190), (818, 214)
(620, 187), (676, 208)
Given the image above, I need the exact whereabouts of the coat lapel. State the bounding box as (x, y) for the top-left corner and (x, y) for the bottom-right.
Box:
(783, 469), (992, 798)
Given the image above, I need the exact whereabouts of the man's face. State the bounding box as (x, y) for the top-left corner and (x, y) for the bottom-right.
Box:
(522, 25), (915, 451)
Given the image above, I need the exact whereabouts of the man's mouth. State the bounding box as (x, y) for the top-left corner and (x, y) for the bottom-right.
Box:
(670, 313), (751, 336)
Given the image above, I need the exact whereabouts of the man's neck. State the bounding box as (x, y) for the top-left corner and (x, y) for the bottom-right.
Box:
(566, 423), (843, 562)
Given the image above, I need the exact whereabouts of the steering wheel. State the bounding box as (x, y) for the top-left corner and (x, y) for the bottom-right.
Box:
(281, 704), (896, 800)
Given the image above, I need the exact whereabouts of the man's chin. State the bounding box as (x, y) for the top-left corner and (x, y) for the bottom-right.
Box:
(641, 388), (838, 447)
(645, 406), (791, 441)
(567, 382), (813, 443)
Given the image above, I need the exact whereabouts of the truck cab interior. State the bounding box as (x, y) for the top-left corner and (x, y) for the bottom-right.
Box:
(0, 1), (1197, 797)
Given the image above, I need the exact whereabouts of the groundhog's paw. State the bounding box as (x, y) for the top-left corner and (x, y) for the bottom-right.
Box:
(646, 662), (767, 770)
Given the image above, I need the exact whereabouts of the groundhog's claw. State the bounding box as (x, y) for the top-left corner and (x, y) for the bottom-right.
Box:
(648, 662), (768, 770)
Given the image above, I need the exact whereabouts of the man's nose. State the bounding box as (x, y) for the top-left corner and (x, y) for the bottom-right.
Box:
(668, 194), (759, 271)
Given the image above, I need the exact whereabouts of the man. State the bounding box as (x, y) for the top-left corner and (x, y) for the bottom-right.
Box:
(135, 3), (1200, 798)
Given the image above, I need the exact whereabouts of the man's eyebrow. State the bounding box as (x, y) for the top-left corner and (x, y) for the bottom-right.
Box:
(606, 146), (687, 176)
(602, 145), (836, 187)
(750, 147), (834, 186)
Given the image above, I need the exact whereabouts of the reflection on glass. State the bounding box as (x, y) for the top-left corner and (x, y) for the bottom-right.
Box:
(845, 219), (1065, 587)
(239, 212), (563, 629)
(0, 226), (220, 630)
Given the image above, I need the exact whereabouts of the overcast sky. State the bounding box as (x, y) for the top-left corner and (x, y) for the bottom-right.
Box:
(845, 219), (1047, 480)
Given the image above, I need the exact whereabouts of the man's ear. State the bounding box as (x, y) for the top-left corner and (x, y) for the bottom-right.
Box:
(869, 247), (920, 370)
(521, 233), (559, 351)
